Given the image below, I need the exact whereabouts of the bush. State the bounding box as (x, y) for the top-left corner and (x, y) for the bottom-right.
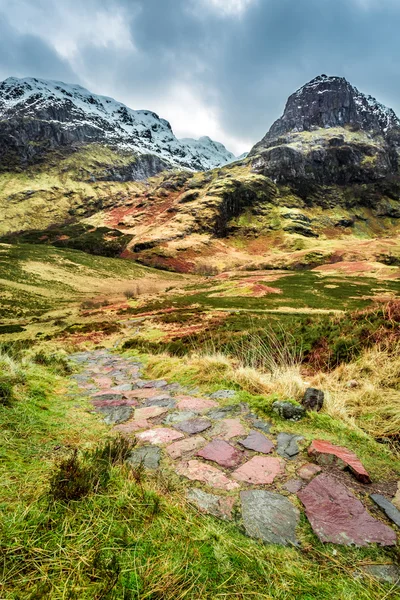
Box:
(49, 437), (136, 502)
(0, 381), (14, 406)
(123, 288), (137, 299)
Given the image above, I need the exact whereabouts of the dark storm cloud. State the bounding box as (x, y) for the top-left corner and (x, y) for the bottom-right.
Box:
(0, 14), (76, 82)
(1, 0), (400, 152)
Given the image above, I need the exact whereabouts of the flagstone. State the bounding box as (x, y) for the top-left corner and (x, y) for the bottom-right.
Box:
(176, 396), (219, 413)
(176, 460), (240, 491)
(134, 406), (169, 421)
(166, 436), (207, 459)
(238, 430), (274, 454)
(209, 418), (247, 440)
(298, 474), (396, 546)
(197, 439), (243, 468)
(232, 456), (284, 485)
(176, 418), (212, 435)
(308, 440), (371, 483)
(137, 427), (184, 445)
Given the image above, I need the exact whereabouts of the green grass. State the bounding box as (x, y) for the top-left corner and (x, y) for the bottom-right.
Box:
(1, 350), (399, 599)
(0, 242), (163, 320)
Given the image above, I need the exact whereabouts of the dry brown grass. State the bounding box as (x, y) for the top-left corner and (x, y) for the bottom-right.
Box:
(312, 344), (400, 438)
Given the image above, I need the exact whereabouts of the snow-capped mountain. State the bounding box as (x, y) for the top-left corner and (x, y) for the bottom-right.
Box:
(251, 75), (400, 154)
(0, 77), (236, 172)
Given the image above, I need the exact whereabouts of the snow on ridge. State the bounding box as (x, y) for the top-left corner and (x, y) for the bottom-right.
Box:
(0, 76), (238, 171)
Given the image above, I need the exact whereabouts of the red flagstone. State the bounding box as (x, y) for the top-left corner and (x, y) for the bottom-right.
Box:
(308, 440), (371, 483)
(92, 399), (138, 407)
(197, 439), (243, 468)
(166, 436), (207, 459)
(232, 456), (284, 485)
(298, 474), (396, 546)
(176, 460), (239, 491)
(176, 396), (218, 413)
(137, 428), (184, 445)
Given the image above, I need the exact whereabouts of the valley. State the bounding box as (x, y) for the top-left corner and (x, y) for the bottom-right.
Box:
(1, 73), (400, 599)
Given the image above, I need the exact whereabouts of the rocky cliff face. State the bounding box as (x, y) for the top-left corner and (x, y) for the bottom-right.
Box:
(0, 77), (237, 175)
(249, 75), (400, 191)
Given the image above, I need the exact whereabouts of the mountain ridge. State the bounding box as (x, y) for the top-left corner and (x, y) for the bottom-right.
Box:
(0, 76), (238, 174)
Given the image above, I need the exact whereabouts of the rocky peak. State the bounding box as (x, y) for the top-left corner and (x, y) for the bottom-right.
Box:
(251, 75), (400, 154)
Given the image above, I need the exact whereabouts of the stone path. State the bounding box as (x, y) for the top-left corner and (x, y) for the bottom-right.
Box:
(69, 350), (399, 551)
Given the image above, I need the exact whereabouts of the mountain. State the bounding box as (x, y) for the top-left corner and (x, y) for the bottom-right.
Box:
(0, 77), (236, 175)
(249, 75), (400, 190)
(2, 74), (400, 274)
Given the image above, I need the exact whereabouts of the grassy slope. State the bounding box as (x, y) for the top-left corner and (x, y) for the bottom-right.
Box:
(0, 145), (146, 236)
(1, 350), (399, 599)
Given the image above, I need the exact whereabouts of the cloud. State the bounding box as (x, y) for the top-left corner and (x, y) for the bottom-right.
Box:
(1, 0), (400, 155)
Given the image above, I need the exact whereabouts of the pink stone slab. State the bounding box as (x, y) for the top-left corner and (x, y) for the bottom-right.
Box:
(232, 456), (284, 485)
(166, 436), (207, 459)
(308, 440), (371, 483)
(176, 396), (218, 413)
(298, 463), (322, 481)
(283, 479), (304, 493)
(298, 474), (396, 546)
(176, 460), (239, 491)
(210, 419), (247, 440)
(238, 430), (274, 454)
(124, 388), (165, 400)
(137, 428), (184, 445)
(94, 377), (113, 388)
(197, 439), (243, 468)
(113, 419), (150, 434)
(134, 406), (169, 421)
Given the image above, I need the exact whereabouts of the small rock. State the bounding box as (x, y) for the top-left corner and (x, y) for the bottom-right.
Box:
(370, 494), (400, 527)
(176, 460), (239, 491)
(197, 439), (243, 468)
(232, 456), (284, 485)
(127, 446), (161, 470)
(166, 436), (206, 459)
(298, 463), (322, 481)
(142, 379), (169, 389)
(240, 490), (299, 546)
(176, 418), (212, 435)
(209, 389), (237, 400)
(93, 391), (124, 402)
(238, 430), (274, 454)
(137, 428), (184, 445)
(302, 388), (324, 412)
(308, 440), (371, 484)
(346, 380), (359, 389)
(272, 401), (306, 421)
(298, 474), (396, 546)
(112, 383), (132, 392)
(360, 564), (400, 586)
(283, 479), (303, 493)
(277, 433), (304, 459)
(187, 488), (235, 521)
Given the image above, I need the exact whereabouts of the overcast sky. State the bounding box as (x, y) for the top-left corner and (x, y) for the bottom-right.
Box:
(0, 0), (399, 154)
